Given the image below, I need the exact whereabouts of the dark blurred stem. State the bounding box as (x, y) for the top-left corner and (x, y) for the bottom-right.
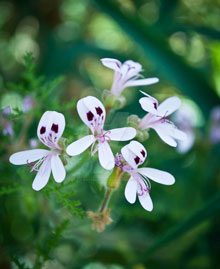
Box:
(99, 188), (112, 213)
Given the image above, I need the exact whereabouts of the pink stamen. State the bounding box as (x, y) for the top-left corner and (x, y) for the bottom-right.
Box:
(95, 130), (111, 143)
(27, 156), (46, 172)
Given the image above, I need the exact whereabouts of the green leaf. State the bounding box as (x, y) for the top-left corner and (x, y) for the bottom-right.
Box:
(144, 192), (220, 257)
(0, 184), (21, 196)
(34, 220), (70, 269)
(12, 256), (31, 269)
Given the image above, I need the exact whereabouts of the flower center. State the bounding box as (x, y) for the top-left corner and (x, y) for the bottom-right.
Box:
(27, 150), (60, 173)
(95, 130), (111, 143)
(133, 173), (151, 196)
(28, 156), (47, 172)
(137, 179), (149, 196)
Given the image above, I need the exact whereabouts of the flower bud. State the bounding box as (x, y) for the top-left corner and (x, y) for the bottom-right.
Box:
(136, 129), (149, 141)
(102, 90), (126, 110)
(107, 166), (123, 189)
(127, 114), (140, 129)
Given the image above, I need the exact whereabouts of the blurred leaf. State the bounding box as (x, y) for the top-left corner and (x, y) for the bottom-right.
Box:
(41, 38), (123, 76)
(12, 256), (31, 269)
(143, 192), (220, 258)
(93, 0), (220, 117)
(82, 263), (124, 269)
(34, 219), (70, 269)
(166, 25), (220, 40)
(43, 183), (85, 218)
(0, 184), (21, 196)
(157, 0), (179, 25)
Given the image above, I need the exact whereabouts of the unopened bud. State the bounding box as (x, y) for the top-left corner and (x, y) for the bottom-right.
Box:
(127, 114), (140, 129)
(107, 167), (123, 189)
(102, 90), (126, 110)
(136, 129), (149, 141)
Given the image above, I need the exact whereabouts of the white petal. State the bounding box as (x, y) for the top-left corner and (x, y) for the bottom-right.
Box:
(154, 122), (187, 144)
(32, 156), (51, 191)
(177, 130), (195, 153)
(51, 155), (66, 183)
(98, 141), (115, 170)
(128, 141), (147, 160)
(124, 77), (159, 88)
(108, 127), (136, 141)
(125, 177), (137, 204)
(37, 111), (65, 148)
(101, 58), (121, 72)
(121, 144), (136, 168)
(121, 60), (142, 80)
(77, 96), (106, 133)
(66, 135), (95, 156)
(138, 168), (175, 185)
(157, 97), (181, 117)
(152, 124), (177, 147)
(9, 149), (49, 165)
(138, 193), (153, 211)
(139, 96), (159, 115)
(170, 125), (187, 141)
(121, 141), (147, 168)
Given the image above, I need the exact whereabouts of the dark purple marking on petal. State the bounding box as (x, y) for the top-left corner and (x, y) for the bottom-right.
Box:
(40, 126), (46, 134)
(126, 63), (135, 71)
(115, 61), (121, 68)
(95, 107), (103, 116)
(141, 150), (145, 157)
(51, 124), (59, 133)
(153, 102), (157, 109)
(134, 156), (140, 165)
(87, 111), (94, 121)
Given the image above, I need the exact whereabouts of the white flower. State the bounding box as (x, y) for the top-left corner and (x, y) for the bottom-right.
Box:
(174, 102), (197, 153)
(9, 111), (66, 191)
(66, 96), (136, 170)
(139, 92), (187, 147)
(120, 141), (175, 211)
(101, 58), (159, 97)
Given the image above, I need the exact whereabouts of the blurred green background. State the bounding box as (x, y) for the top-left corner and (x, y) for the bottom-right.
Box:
(0, 0), (220, 268)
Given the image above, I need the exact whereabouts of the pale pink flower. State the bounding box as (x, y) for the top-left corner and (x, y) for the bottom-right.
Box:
(1, 106), (14, 137)
(2, 121), (14, 136)
(119, 141), (175, 211)
(174, 103), (196, 153)
(139, 92), (187, 147)
(210, 106), (220, 144)
(9, 111), (66, 191)
(29, 138), (39, 148)
(101, 58), (159, 97)
(22, 95), (34, 112)
(66, 96), (136, 170)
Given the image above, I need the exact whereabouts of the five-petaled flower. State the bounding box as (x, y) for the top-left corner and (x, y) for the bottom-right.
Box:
(139, 91), (187, 147)
(66, 96), (136, 170)
(117, 141), (175, 211)
(101, 58), (159, 97)
(9, 111), (66, 191)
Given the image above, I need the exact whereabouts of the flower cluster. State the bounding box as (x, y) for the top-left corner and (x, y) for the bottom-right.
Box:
(9, 58), (187, 212)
